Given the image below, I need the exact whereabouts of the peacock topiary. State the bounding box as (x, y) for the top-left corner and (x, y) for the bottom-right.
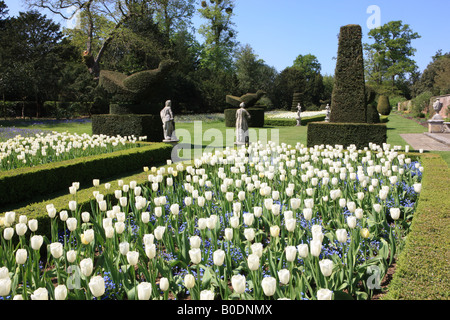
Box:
(226, 90), (266, 108)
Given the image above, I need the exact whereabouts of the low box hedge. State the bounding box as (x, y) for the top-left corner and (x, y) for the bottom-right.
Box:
(224, 107), (265, 128)
(92, 114), (164, 142)
(306, 122), (387, 149)
(0, 142), (172, 208)
(383, 153), (450, 300)
(264, 114), (326, 127)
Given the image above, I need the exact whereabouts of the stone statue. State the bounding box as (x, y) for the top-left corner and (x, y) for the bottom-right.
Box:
(160, 100), (178, 142)
(325, 104), (331, 122)
(235, 102), (251, 145)
(432, 98), (443, 119)
(296, 103), (302, 126)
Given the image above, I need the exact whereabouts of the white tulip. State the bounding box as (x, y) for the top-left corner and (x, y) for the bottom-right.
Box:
(15, 223), (27, 236)
(89, 276), (105, 298)
(159, 277), (169, 291)
(80, 258), (93, 277)
(30, 235), (44, 251)
(31, 287), (49, 300)
(317, 288), (333, 300)
(336, 229), (348, 243)
(50, 242), (63, 259)
(127, 251), (139, 266)
(310, 239), (322, 257)
(189, 236), (201, 249)
(66, 217), (77, 232)
(189, 248), (202, 264)
(200, 290), (215, 300)
(15, 248), (28, 264)
(390, 208), (401, 220)
(347, 216), (357, 229)
(137, 282), (152, 300)
(244, 228), (255, 242)
(247, 253), (260, 271)
(297, 244), (309, 258)
(119, 242), (130, 255)
(261, 276), (277, 297)
(278, 269), (290, 285)
(184, 274), (195, 289)
(213, 249), (225, 266)
(224, 228), (233, 241)
(319, 259), (334, 277)
(231, 275), (246, 294)
(285, 246), (297, 262)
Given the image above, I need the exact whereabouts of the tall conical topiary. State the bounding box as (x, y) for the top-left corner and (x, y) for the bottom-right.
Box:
(377, 95), (391, 116)
(330, 24), (366, 123)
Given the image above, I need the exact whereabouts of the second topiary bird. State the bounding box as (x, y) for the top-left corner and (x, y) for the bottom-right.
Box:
(377, 95), (391, 116)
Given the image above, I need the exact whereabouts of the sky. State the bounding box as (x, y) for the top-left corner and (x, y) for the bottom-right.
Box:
(4, 0), (450, 76)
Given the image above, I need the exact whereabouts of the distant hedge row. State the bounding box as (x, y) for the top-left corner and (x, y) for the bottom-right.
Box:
(0, 142), (172, 207)
(92, 114), (164, 142)
(224, 107), (265, 127)
(264, 114), (326, 127)
(307, 122), (387, 149)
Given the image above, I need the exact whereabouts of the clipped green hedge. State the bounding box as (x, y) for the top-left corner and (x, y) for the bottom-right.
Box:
(264, 114), (326, 127)
(377, 95), (392, 116)
(306, 122), (387, 149)
(224, 107), (265, 128)
(92, 114), (164, 142)
(0, 142), (172, 208)
(109, 104), (151, 115)
(330, 24), (367, 123)
(383, 153), (450, 300)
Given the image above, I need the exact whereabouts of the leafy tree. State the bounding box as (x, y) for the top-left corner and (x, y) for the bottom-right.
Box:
(291, 54), (324, 108)
(25, 0), (159, 78)
(197, 0), (237, 72)
(364, 20), (421, 95)
(153, 0), (196, 41)
(3, 10), (67, 117)
(273, 67), (306, 110)
(413, 50), (450, 96)
(234, 44), (277, 95)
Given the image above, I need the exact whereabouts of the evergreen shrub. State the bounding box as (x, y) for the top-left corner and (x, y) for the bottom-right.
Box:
(224, 107), (265, 127)
(330, 25), (367, 123)
(0, 142), (172, 207)
(92, 114), (164, 142)
(377, 95), (392, 116)
(306, 122), (387, 149)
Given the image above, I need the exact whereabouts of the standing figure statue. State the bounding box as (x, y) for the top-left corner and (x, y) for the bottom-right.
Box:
(296, 103), (302, 126)
(325, 104), (331, 122)
(235, 102), (251, 145)
(160, 100), (178, 141)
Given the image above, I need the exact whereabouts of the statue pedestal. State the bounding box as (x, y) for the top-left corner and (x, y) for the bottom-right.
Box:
(428, 120), (444, 133)
(428, 114), (444, 133)
(163, 139), (179, 146)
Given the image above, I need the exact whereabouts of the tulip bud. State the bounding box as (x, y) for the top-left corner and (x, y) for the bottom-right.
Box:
(360, 228), (370, 239)
(347, 216), (357, 229)
(297, 244), (309, 258)
(224, 228), (233, 241)
(16, 248), (28, 264)
(317, 288), (333, 300)
(253, 206), (263, 218)
(30, 235), (44, 251)
(0, 277), (11, 297)
(160, 277), (169, 291)
(28, 219), (38, 232)
(137, 282), (152, 300)
(54, 284), (68, 300)
(277, 269), (290, 285)
(15, 223), (27, 236)
(66, 217), (77, 232)
(244, 228), (255, 242)
(213, 249), (225, 266)
(80, 258), (93, 277)
(68, 201), (77, 212)
(270, 225), (280, 238)
(310, 239), (322, 257)
(184, 274), (195, 289)
(261, 276), (277, 297)
(247, 253), (260, 271)
(319, 259), (334, 277)
(336, 229), (348, 243)
(200, 290), (215, 300)
(189, 236), (201, 249)
(127, 251), (139, 266)
(390, 208), (401, 220)
(189, 248), (202, 264)
(89, 276), (105, 298)
(50, 242), (63, 259)
(31, 287), (49, 300)
(66, 250), (77, 263)
(59, 210), (68, 222)
(3, 227), (14, 240)
(231, 275), (246, 294)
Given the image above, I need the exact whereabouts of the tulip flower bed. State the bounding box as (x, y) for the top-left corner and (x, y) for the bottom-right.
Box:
(0, 141), (423, 300)
(0, 131), (147, 172)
